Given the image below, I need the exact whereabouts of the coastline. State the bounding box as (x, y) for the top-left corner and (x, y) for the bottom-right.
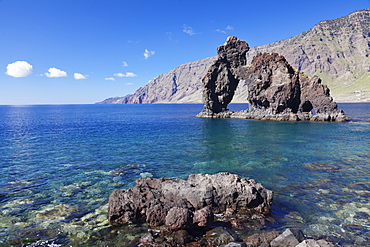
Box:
(145, 97), (370, 104)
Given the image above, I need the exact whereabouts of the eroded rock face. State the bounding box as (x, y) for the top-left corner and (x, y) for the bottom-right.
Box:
(244, 53), (301, 114)
(108, 172), (272, 232)
(198, 36), (249, 117)
(240, 52), (348, 121)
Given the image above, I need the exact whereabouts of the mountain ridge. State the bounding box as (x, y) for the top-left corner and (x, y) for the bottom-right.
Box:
(98, 8), (370, 104)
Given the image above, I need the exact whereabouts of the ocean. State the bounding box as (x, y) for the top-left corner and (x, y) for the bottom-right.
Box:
(0, 103), (369, 246)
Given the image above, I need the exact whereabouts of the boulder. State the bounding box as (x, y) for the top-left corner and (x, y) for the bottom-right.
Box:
(108, 172), (272, 232)
(270, 228), (305, 247)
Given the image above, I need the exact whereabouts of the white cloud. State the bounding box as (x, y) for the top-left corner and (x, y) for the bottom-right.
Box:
(45, 67), (67, 78)
(125, 82), (133, 85)
(183, 25), (196, 35)
(105, 77), (115, 81)
(122, 61), (128, 67)
(74, 73), (87, 80)
(144, 49), (155, 59)
(215, 26), (234, 33)
(215, 29), (226, 33)
(166, 32), (173, 41)
(5, 61), (33, 78)
(114, 72), (137, 77)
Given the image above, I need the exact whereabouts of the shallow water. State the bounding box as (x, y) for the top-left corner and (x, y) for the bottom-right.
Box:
(0, 103), (369, 246)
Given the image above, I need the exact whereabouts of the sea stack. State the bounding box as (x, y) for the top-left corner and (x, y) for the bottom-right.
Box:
(197, 36), (250, 118)
(197, 36), (348, 122)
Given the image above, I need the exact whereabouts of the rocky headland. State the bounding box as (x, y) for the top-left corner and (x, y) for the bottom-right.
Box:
(197, 37), (348, 122)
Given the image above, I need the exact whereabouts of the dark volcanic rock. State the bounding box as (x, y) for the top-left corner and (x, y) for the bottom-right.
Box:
(237, 52), (348, 121)
(197, 36), (250, 117)
(108, 172), (272, 232)
(197, 37), (348, 121)
(244, 53), (301, 114)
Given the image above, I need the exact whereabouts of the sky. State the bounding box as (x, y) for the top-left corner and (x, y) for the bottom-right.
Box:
(0, 0), (369, 105)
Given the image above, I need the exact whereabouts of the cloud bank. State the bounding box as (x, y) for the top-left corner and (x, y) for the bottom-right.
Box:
(45, 67), (67, 78)
(6, 61), (33, 78)
(144, 49), (155, 59)
(74, 73), (87, 80)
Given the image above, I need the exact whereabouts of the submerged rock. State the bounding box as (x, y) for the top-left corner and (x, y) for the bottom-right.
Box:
(108, 172), (273, 232)
(303, 162), (340, 172)
(205, 227), (240, 246)
(296, 239), (335, 247)
(36, 204), (78, 221)
(108, 164), (146, 177)
(242, 230), (281, 247)
(221, 242), (247, 247)
(197, 37), (348, 122)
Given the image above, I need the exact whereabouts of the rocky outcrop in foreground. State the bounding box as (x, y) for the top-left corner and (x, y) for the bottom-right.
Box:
(197, 37), (348, 121)
(108, 172), (272, 231)
(108, 173), (337, 246)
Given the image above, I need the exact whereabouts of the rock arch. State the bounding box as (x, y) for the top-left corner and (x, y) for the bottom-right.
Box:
(197, 37), (348, 122)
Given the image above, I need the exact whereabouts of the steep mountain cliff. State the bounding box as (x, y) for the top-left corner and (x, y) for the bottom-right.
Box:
(98, 8), (370, 104)
(99, 56), (216, 104)
(243, 8), (370, 102)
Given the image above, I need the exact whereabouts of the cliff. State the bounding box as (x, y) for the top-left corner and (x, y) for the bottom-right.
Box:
(98, 56), (216, 104)
(98, 8), (370, 104)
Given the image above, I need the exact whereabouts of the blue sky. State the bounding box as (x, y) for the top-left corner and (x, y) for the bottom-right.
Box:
(1, 0), (369, 105)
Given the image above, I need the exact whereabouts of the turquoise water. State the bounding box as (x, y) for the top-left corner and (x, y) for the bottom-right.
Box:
(0, 103), (369, 246)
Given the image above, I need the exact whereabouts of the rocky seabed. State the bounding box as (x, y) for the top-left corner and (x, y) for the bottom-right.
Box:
(1, 160), (370, 246)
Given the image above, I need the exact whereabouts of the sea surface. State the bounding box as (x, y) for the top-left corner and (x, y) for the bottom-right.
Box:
(0, 103), (369, 246)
